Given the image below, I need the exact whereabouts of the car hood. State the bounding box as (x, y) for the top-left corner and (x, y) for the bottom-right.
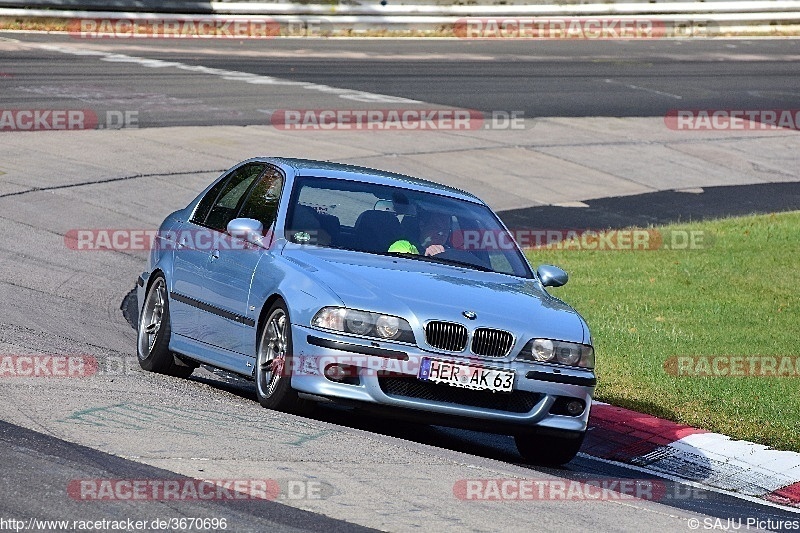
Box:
(282, 246), (587, 344)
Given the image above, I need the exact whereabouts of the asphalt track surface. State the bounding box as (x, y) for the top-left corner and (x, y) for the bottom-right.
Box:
(2, 35), (800, 123)
(1, 33), (800, 531)
(3, 34), (800, 220)
(1, 420), (378, 533)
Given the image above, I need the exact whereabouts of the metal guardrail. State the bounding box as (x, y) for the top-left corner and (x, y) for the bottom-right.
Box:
(1, 0), (799, 34)
(2, 0), (800, 14)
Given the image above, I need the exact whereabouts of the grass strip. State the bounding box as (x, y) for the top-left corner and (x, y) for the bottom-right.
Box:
(525, 211), (800, 452)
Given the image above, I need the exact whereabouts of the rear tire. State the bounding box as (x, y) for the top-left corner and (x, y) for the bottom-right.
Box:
(137, 274), (195, 379)
(255, 301), (309, 413)
(514, 430), (585, 466)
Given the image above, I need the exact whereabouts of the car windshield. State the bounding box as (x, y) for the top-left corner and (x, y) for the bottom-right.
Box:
(285, 175), (533, 278)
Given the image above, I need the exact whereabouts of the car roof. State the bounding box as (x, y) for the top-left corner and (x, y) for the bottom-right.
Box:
(253, 157), (484, 204)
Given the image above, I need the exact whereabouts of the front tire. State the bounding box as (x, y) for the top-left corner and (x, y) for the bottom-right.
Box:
(137, 274), (194, 378)
(255, 301), (307, 413)
(514, 430), (585, 466)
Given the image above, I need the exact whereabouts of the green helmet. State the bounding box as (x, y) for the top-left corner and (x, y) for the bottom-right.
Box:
(388, 239), (419, 254)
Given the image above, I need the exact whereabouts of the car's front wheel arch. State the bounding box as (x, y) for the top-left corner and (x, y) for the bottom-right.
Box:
(255, 293), (286, 346)
(142, 269), (165, 306)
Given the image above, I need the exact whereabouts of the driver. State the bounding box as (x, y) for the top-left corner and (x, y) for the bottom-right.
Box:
(388, 209), (451, 256)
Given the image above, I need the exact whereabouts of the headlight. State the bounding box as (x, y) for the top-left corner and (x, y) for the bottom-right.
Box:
(518, 338), (594, 369)
(312, 307), (415, 344)
(311, 307), (345, 331)
(530, 339), (554, 361)
(375, 315), (400, 339)
(345, 310), (372, 336)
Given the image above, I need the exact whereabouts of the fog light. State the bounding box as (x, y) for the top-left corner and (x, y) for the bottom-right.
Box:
(323, 364), (359, 385)
(566, 400), (584, 416)
(324, 364), (347, 382)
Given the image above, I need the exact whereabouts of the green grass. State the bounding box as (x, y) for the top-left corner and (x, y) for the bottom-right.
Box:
(525, 211), (800, 452)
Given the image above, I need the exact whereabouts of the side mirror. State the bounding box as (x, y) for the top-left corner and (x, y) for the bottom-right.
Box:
(227, 218), (265, 248)
(537, 264), (568, 287)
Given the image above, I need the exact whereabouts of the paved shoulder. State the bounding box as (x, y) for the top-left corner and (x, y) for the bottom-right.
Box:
(0, 419), (378, 533)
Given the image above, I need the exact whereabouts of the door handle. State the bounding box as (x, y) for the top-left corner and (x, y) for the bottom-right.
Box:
(210, 249), (220, 260)
(178, 236), (188, 249)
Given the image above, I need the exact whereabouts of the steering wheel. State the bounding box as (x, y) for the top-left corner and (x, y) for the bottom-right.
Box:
(435, 247), (492, 270)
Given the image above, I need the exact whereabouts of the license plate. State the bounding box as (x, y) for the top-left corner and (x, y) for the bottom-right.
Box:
(418, 358), (514, 393)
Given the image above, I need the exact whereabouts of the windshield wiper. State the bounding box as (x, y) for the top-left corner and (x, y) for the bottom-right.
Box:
(385, 252), (493, 272)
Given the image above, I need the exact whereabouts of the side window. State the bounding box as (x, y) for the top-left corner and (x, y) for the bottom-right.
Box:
(238, 168), (285, 230)
(191, 175), (229, 225)
(203, 164), (266, 232)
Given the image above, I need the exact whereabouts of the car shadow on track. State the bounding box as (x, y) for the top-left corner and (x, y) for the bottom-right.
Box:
(121, 287), (139, 330)
(498, 181), (800, 230)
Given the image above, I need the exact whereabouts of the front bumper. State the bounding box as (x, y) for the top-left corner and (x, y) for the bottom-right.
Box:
(290, 324), (595, 434)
